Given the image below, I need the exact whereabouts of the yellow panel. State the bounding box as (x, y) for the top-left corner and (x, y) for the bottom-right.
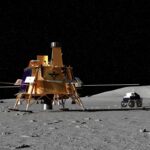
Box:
(42, 66), (65, 80)
(51, 47), (63, 67)
(37, 55), (49, 65)
(35, 81), (67, 94)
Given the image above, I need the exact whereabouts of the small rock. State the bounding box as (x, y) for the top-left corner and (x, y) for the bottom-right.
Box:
(49, 127), (57, 130)
(20, 135), (30, 138)
(15, 113), (20, 116)
(4, 110), (10, 113)
(43, 122), (48, 125)
(124, 117), (128, 119)
(84, 117), (91, 121)
(80, 122), (86, 124)
(29, 119), (37, 123)
(31, 134), (39, 137)
(83, 124), (89, 128)
(139, 129), (143, 133)
(2, 132), (11, 135)
(143, 128), (149, 132)
(71, 120), (80, 123)
(15, 144), (30, 149)
(75, 125), (80, 128)
(139, 128), (149, 133)
(95, 119), (102, 122)
(47, 120), (63, 124)
(53, 120), (62, 123)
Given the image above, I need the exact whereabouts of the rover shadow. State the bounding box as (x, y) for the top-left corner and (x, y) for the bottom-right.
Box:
(62, 107), (150, 112)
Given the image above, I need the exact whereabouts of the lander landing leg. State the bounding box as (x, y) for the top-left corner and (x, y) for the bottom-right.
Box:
(14, 93), (21, 109)
(71, 93), (85, 110)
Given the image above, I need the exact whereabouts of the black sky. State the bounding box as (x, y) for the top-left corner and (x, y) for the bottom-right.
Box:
(0, 1), (150, 86)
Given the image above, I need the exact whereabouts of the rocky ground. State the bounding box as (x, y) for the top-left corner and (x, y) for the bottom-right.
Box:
(1, 86), (150, 150)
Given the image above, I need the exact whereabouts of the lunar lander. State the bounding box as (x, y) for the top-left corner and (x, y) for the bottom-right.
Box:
(13, 42), (84, 111)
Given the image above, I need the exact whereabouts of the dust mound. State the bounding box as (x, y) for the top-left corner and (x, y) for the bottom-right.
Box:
(92, 86), (150, 98)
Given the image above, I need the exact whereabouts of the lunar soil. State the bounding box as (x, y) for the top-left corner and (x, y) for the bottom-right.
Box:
(1, 87), (150, 150)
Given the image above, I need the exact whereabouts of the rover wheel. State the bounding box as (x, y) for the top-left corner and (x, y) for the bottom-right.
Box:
(121, 101), (127, 107)
(136, 100), (142, 107)
(128, 100), (135, 108)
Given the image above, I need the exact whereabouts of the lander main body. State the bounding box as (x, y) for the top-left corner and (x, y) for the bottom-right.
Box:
(13, 42), (84, 111)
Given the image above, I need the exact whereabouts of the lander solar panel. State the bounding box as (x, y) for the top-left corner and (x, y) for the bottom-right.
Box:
(24, 76), (35, 83)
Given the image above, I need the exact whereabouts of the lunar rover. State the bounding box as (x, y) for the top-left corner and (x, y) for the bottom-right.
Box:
(121, 92), (143, 108)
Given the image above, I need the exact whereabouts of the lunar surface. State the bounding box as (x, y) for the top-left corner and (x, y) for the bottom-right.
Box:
(1, 86), (150, 150)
